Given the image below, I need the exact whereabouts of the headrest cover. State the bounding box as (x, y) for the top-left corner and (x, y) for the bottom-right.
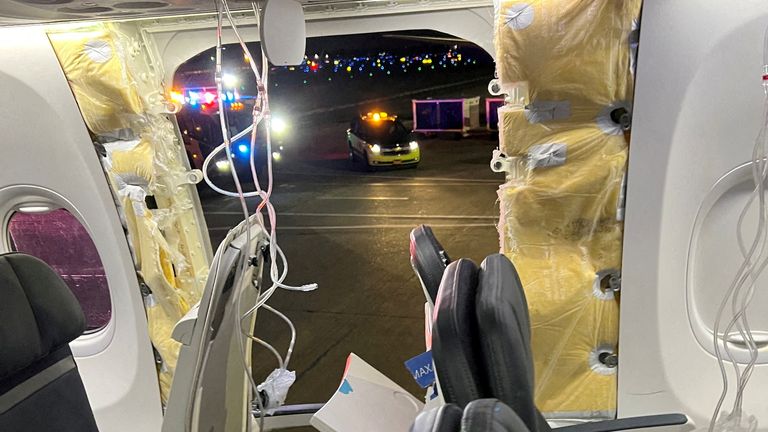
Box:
(409, 225), (451, 304)
(0, 253), (85, 379)
(462, 399), (530, 432)
(410, 404), (463, 432)
(432, 258), (486, 406)
(475, 254), (540, 432)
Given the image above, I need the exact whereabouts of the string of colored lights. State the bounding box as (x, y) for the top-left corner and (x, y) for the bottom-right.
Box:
(193, 46), (481, 79)
(172, 47), (483, 109)
(287, 47), (478, 79)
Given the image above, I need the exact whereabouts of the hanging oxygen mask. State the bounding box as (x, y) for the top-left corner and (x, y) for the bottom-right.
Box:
(691, 25), (768, 432)
(200, 0), (316, 427)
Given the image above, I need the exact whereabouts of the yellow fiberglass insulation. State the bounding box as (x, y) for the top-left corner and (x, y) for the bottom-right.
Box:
(519, 249), (619, 416)
(51, 23), (209, 406)
(498, 108), (625, 253)
(495, 0), (641, 123)
(497, 107), (624, 417)
(109, 138), (156, 186)
(122, 191), (188, 401)
(49, 25), (143, 134)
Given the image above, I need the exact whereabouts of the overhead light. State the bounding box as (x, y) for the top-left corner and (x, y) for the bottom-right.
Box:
(18, 205), (52, 214)
(238, 144), (249, 154)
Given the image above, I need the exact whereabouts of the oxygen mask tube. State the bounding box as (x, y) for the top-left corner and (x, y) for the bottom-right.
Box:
(705, 26), (768, 432)
(198, 1), (318, 430)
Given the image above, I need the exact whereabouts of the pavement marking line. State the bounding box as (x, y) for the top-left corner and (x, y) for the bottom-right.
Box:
(276, 182), (497, 187)
(277, 171), (500, 184)
(207, 223), (495, 231)
(282, 212), (498, 219)
(204, 211), (497, 219)
(364, 182), (497, 187)
(316, 196), (410, 201)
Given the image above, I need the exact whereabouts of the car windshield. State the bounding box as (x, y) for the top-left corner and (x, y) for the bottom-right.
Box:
(361, 119), (410, 146)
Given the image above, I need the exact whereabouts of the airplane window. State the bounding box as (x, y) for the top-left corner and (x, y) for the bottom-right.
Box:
(7, 208), (112, 333)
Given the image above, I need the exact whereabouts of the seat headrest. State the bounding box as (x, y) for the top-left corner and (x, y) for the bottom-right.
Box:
(462, 399), (531, 432)
(0, 253), (85, 379)
(432, 258), (486, 407)
(410, 225), (451, 304)
(410, 404), (463, 432)
(475, 254), (542, 432)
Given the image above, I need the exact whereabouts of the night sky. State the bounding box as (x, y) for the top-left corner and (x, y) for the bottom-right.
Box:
(174, 30), (494, 89)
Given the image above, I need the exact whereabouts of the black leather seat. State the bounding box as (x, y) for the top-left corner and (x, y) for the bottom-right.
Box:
(462, 399), (531, 432)
(431, 259), (487, 407)
(410, 403), (464, 432)
(475, 254), (548, 432)
(411, 400), (530, 432)
(0, 253), (99, 432)
(409, 225), (451, 305)
(431, 253), (688, 432)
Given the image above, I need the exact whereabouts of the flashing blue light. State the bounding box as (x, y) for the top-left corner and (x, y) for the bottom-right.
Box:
(238, 144), (249, 154)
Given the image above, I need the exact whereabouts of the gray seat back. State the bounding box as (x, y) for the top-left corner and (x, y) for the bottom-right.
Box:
(462, 399), (530, 432)
(475, 254), (549, 432)
(0, 253), (99, 432)
(431, 259), (487, 407)
(410, 404), (463, 432)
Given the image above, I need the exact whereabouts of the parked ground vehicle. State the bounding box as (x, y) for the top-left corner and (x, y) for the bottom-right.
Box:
(347, 112), (420, 169)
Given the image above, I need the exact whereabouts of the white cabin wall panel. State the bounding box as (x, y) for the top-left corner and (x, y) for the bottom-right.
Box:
(0, 26), (163, 432)
(621, 0), (768, 426)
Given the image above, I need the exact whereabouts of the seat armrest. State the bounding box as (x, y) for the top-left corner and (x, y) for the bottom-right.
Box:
(555, 414), (688, 432)
(254, 403), (324, 417)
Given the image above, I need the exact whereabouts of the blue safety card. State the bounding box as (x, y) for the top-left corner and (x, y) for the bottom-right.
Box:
(404, 351), (435, 389)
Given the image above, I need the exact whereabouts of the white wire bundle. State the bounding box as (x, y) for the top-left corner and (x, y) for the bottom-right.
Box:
(204, 0), (317, 429)
(706, 26), (768, 432)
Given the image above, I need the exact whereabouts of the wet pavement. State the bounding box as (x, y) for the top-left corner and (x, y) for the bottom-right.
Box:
(199, 135), (503, 426)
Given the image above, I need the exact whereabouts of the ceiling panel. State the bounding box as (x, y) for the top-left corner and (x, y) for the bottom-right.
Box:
(0, 0), (491, 26)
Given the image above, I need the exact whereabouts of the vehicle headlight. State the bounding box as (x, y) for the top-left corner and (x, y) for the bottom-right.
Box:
(215, 160), (230, 172)
(272, 151), (282, 161)
(272, 117), (288, 135)
(409, 141), (419, 151)
(370, 144), (381, 154)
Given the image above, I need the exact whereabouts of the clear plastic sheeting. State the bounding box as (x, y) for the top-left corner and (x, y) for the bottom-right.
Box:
(494, 0), (641, 123)
(48, 22), (211, 403)
(493, 0), (638, 418)
(516, 251), (619, 417)
(498, 108), (626, 270)
(48, 27), (143, 134)
(497, 107), (625, 418)
(105, 139), (155, 187)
